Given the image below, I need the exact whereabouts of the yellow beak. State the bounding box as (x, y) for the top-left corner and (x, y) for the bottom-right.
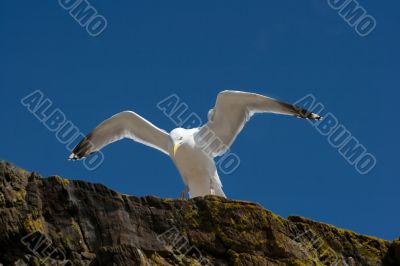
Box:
(173, 144), (179, 157)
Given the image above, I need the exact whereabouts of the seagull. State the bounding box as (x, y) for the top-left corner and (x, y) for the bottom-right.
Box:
(69, 90), (321, 198)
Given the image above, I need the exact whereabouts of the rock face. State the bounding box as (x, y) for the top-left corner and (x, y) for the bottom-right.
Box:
(0, 161), (398, 266)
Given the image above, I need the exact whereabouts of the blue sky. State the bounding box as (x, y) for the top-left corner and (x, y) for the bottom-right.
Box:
(1, 1), (399, 240)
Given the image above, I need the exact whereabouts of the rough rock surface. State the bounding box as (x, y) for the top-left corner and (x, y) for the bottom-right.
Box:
(0, 161), (398, 266)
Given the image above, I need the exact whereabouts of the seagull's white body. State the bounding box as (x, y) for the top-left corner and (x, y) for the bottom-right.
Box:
(69, 90), (320, 198)
(170, 128), (225, 197)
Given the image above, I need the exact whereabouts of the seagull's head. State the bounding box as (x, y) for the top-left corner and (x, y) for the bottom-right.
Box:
(170, 128), (188, 157)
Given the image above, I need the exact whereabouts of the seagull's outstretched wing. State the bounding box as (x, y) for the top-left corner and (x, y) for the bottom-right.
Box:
(197, 90), (321, 157)
(69, 111), (171, 160)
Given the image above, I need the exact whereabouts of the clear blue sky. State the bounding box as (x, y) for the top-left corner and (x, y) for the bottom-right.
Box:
(1, 1), (399, 240)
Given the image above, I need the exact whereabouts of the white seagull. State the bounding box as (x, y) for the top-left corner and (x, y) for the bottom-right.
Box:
(69, 90), (320, 198)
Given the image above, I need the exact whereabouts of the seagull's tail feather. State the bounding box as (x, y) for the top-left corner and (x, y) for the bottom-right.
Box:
(68, 133), (95, 160)
(212, 187), (226, 198)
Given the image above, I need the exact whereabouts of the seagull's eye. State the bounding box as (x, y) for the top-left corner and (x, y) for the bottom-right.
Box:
(179, 137), (183, 140)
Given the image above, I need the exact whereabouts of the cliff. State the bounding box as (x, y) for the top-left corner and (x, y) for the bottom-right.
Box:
(0, 161), (398, 266)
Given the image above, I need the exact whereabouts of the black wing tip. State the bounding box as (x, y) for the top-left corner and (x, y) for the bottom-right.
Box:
(68, 153), (80, 161)
(293, 105), (321, 120)
(297, 112), (322, 120)
(68, 133), (94, 161)
(68, 150), (96, 161)
(308, 113), (322, 120)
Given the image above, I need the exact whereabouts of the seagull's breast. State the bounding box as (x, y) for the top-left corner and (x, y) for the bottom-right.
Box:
(171, 140), (215, 185)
